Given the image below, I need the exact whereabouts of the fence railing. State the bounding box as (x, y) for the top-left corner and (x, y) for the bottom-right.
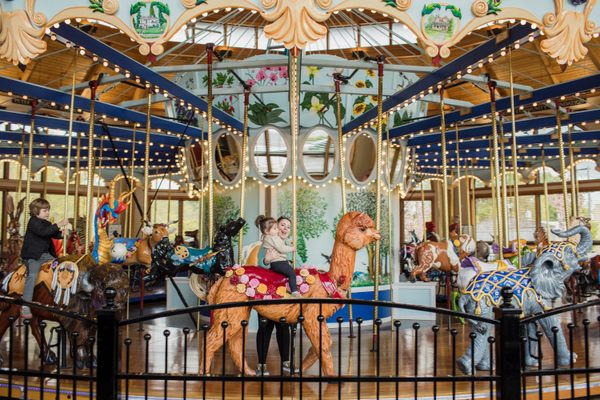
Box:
(0, 288), (598, 399)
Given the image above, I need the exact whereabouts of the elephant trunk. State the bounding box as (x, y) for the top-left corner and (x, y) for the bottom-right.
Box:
(551, 225), (592, 257)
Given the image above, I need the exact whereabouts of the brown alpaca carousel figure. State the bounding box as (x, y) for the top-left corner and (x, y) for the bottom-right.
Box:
(201, 211), (380, 376)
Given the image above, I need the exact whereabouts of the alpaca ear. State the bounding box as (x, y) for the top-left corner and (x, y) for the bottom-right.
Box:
(142, 226), (153, 236)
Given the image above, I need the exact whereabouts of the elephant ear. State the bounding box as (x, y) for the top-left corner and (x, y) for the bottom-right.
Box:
(529, 255), (566, 300)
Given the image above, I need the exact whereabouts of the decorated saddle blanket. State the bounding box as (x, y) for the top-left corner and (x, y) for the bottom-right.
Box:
(538, 242), (577, 267)
(462, 268), (544, 314)
(225, 265), (343, 300)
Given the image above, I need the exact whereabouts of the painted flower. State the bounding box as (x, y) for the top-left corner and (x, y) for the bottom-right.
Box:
(310, 96), (325, 113)
(235, 267), (246, 276)
(306, 65), (320, 77)
(296, 276), (303, 285)
(276, 286), (287, 297)
(263, 294), (272, 300)
(366, 69), (375, 78)
(225, 269), (233, 278)
(353, 102), (367, 116)
(256, 69), (267, 81)
(299, 283), (310, 294)
(306, 275), (316, 285)
(257, 283), (268, 294)
(279, 66), (288, 79)
(245, 287), (256, 297)
(236, 283), (246, 293)
(230, 276), (239, 285)
(239, 274), (249, 284)
(267, 284), (276, 293)
(355, 80), (366, 88)
(249, 278), (260, 288)
(269, 73), (278, 83)
(246, 79), (256, 87)
(299, 268), (310, 277)
(370, 95), (379, 103)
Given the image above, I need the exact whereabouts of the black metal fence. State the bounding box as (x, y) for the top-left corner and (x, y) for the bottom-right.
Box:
(0, 289), (598, 399)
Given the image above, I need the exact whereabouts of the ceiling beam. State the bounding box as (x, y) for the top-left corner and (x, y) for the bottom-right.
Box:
(533, 41), (560, 85)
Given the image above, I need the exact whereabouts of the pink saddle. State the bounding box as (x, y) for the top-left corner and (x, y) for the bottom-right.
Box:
(225, 265), (318, 299)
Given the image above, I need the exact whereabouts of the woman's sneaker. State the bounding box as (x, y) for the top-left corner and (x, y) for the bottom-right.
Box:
(282, 361), (299, 375)
(20, 306), (32, 319)
(255, 364), (270, 376)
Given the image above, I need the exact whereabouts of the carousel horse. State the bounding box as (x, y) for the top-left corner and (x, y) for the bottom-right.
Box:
(457, 224), (592, 374)
(0, 189), (131, 368)
(201, 212), (380, 376)
(410, 234), (476, 281)
(1, 196), (25, 272)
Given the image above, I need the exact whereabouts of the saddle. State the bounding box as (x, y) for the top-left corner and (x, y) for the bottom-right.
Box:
(225, 265), (341, 300)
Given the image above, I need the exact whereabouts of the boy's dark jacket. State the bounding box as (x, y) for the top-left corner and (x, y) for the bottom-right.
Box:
(20, 216), (62, 260)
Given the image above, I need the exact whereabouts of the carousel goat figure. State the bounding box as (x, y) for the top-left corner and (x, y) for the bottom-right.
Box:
(410, 233), (476, 282)
(456, 224), (592, 374)
(201, 212), (380, 376)
(0, 187), (131, 368)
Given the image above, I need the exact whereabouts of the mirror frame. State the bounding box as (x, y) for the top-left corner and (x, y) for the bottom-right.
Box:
(346, 130), (377, 187)
(299, 127), (338, 185)
(212, 131), (243, 187)
(250, 126), (291, 186)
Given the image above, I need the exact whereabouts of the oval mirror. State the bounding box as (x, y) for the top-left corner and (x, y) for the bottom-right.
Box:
(214, 133), (241, 185)
(300, 128), (336, 183)
(251, 128), (290, 184)
(347, 131), (376, 185)
(184, 140), (208, 190)
(385, 143), (406, 186)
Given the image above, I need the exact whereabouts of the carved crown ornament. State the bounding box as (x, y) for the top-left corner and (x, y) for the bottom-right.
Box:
(0, 1), (599, 66)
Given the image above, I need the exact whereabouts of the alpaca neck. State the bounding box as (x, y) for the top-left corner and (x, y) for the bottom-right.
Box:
(329, 240), (356, 290)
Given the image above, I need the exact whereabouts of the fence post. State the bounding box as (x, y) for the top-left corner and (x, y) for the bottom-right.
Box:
(494, 287), (521, 400)
(97, 287), (119, 400)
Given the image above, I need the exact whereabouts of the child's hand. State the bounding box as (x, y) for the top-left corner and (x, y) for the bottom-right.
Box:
(57, 219), (69, 228)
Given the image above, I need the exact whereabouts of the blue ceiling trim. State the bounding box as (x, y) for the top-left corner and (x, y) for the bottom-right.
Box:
(0, 147), (175, 162)
(0, 77), (205, 139)
(406, 109), (600, 146)
(0, 110), (183, 147)
(392, 75), (600, 138)
(343, 24), (535, 134)
(416, 147), (599, 162)
(51, 24), (244, 132)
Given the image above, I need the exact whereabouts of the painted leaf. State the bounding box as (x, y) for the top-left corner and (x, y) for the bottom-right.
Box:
(130, 2), (146, 15)
(445, 5), (462, 19)
(421, 3), (441, 16)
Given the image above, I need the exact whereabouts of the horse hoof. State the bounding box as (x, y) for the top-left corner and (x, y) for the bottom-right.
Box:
(44, 351), (57, 365)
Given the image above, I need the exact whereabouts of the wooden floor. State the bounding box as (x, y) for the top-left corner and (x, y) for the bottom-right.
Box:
(0, 304), (598, 399)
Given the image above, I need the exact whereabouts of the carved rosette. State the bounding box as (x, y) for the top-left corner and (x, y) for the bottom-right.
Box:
(261, 0), (331, 49)
(182, 0), (197, 8)
(541, 0), (597, 65)
(102, 0), (119, 14)
(471, 0), (489, 17)
(395, 0), (412, 11)
(0, 8), (47, 65)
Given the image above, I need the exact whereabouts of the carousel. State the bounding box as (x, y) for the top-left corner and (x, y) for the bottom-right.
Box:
(0, 0), (598, 399)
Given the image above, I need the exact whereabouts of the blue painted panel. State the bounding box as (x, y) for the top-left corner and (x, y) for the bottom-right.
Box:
(328, 288), (391, 323)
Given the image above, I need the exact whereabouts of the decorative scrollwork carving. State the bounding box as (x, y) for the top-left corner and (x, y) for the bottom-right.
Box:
(0, 8), (47, 65)
(260, 0), (330, 49)
(182, 0), (198, 9)
(394, 0), (412, 11)
(541, 0), (597, 65)
(471, 0), (489, 17)
(102, 0), (119, 14)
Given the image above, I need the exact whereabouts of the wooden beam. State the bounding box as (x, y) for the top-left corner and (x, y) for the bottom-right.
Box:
(533, 40), (560, 85)
(20, 60), (37, 82)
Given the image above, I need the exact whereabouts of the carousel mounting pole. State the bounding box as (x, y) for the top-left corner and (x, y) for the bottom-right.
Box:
(126, 126), (137, 238)
(372, 55), (385, 351)
(334, 73), (354, 338)
(142, 92), (152, 226)
(238, 88), (250, 264)
(567, 125), (578, 218)
(554, 101), (569, 228)
(471, 160), (477, 242)
(489, 136), (498, 244)
(454, 125), (462, 230)
(85, 80), (100, 252)
(96, 137), (104, 199)
(508, 47), (522, 266)
(74, 130), (82, 236)
(16, 128), (26, 231)
(167, 171), (172, 223)
(42, 145), (49, 199)
(421, 181), (426, 241)
(63, 61), (77, 255)
(386, 123), (394, 304)
(289, 48), (301, 270)
(206, 43), (215, 246)
(541, 146), (550, 234)
(464, 158), (471, 236)
(488, 80), (503, 260)
(439, 87), (449, 241)
(499, 115), (509, 246)
(25, 100), (38, 219)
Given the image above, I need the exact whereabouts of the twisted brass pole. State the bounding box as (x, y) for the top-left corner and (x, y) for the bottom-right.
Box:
(421, 181), (426, 241)
(42, 146), (49, 199)
(499, 115), (509, 246)
(85, 81), (99, 252)
(439, 87), (449, 240)
(206, 44), (215, 246)
(455, 125), (462, 230)
(63, 57), (77, 255)
(567, 125), (578, 218)
(25, 100), (38, 220)
(541, 146), (550, 234)
(142, 92), (152, 227)
(555, 102), (569, 228)
(489, 137), (498, 244)
(73, 131), (82, 235)
(199, 118), (205, 247)
(290, 48), (300, 269)
(334, 76), (347, 214)
(238, 89), (250, 264)
(488, 81), (503, 259)
(508, 47), (522, 266)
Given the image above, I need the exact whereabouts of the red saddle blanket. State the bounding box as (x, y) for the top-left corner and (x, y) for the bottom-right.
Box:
(224, 265), (342, 300)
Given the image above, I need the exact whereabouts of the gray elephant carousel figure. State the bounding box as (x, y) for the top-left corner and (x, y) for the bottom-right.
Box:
(457, 224), (592, 374)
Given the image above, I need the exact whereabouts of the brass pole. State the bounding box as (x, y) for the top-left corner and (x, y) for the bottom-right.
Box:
(96, 137), (104, 199)
(63, 56), (77, 255)
(42, 146), (49, 198)
(167, 171), (172, 223)
(334, 76), (347, 214)
(85, 81), (99, 252)
(127, 127), (137, 238)
(499, 115), (509, 245)
(238, 89), (250, 264)
(567, 125), (578, 218)
(488, 81), (503, 259)
(471, 160), (477, 242)
(421, 181), (426, 241)
(16, 128), (26, 229)
(74, 131), (82, 235)
(200, 117), (205, 247)
(206, 44), (215, 246)
(289, 49), (300, 269)
(439, 88), (449, 240)
(541, 146), (550, 234)
(25, 100), (38, 219)
(464, 153), (471, 236)
(508, 48), (522, 266)
(554, 102), (569, 228)
(454, 125), (462, 230)
(489, 137), (498, 244)
(142, 92), (152, 228)
(385, 122), (394, 302)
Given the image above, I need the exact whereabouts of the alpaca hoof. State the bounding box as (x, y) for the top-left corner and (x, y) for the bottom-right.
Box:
(457, 357), (472, 375)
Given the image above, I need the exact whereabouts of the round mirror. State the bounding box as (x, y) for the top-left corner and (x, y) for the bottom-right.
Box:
(251, 128), (290, 184)
(300, 128), (336, 184)
(184, 140), (208, 190)
(347, 131), (376, 185)
(385, 143), (406, 186)
(213, 133), (241, 185)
